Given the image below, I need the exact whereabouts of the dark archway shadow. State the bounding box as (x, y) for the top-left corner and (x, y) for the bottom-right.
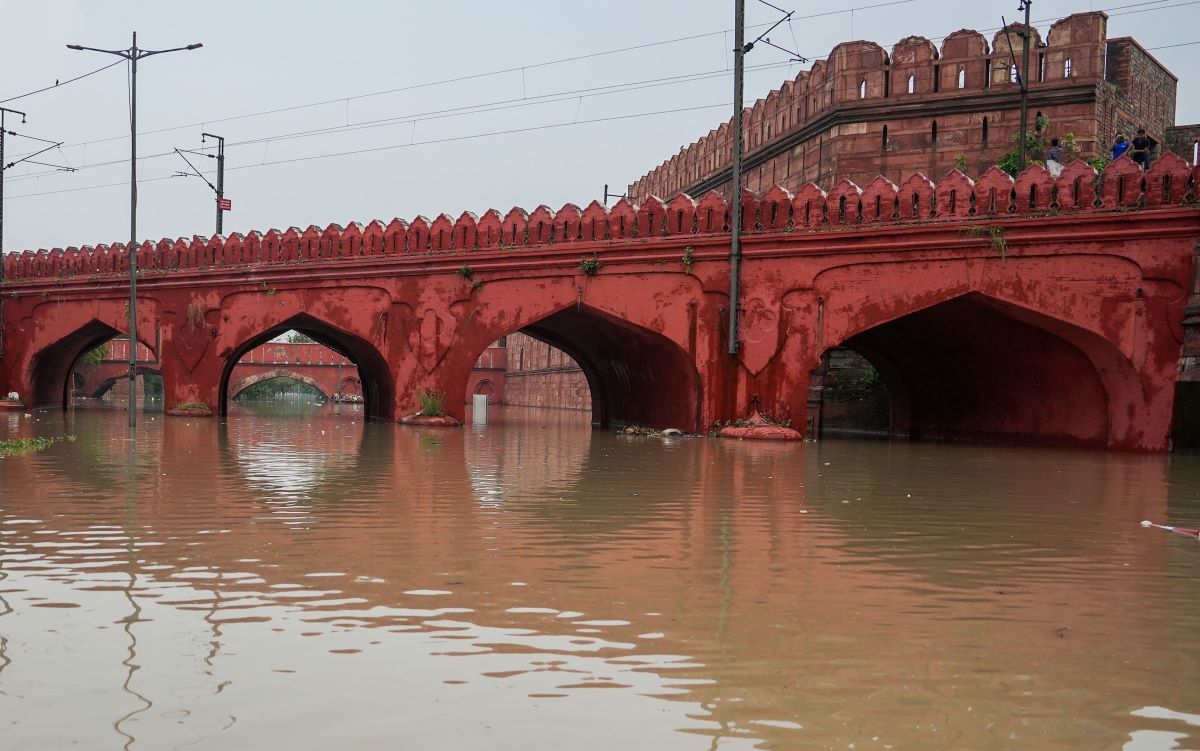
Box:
(823, 293), (1113, 447)
(217, 314), (393, 421)
(29, 320), (157, 409)
(517, 304), (700, 431)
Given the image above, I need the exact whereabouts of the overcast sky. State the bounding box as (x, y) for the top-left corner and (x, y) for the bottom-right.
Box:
(0, 0), (1195, 254)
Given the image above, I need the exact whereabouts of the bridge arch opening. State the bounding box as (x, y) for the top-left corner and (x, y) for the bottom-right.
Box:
(29, 320), (161, 410)
(463, 304), (700, 431)
(813, 293), (1118, 447)
(468, 333), (592, 415)
(218, 314), (392, 420)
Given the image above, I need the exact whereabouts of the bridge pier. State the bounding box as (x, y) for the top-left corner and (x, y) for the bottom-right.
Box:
(158, 346), (221, 416)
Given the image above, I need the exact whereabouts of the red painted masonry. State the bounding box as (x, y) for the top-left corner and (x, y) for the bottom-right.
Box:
(3, 159), (1199, 450)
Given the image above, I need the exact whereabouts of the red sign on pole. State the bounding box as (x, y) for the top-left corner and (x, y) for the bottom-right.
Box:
(218, 198), (232, 212)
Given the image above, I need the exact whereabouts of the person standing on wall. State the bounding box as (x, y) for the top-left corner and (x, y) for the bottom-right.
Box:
(1046, 137), (1065, 178)
(1129, 128), (1152, 169)
(1112, 133), (1130, 161)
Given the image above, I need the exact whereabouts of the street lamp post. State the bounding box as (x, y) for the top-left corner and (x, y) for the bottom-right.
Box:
(68, 32), (202, 427)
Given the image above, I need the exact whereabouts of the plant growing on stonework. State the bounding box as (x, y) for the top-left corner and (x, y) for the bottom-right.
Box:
(954, 153), (969, 172)
(682, 246), (695, 274)
(416, 389), (446, 417)
(1087, 155), (1110, 172)
(578, 254), (602, 276)
(994, 116), (1084, 178)
(962, 225), (1008, 259)
(996, 133), (1045, 177)
(457, 265), (474, 279)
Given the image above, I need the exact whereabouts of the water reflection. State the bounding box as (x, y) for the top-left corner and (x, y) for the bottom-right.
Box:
(0, 406), (1198, 749)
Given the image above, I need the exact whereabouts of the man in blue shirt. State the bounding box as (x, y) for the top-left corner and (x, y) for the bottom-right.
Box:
(1112, 133), (1130, 161)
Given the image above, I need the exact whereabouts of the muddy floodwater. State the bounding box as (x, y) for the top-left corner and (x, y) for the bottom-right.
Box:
(2, 405), (1199, 750)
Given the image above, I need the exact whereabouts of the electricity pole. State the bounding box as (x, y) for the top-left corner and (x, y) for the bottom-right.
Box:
(1, 108), (74, 359)
(727, 0), (804, 355)
(729, 0), (746, 355)
(203, 133), (225, 235)
(0, 107), (17, 361)
(68, 32), (203, 427)
(174, 132), (225, 236)
(0, 107), (20, 268)
(1017, 1), (1032, 172)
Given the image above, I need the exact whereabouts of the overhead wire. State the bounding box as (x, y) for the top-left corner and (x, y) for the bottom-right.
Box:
(0, 60), (124, 105)
(6, 0), (918, 157)
(2, 102), (732, 201)
(2, 0), (1196, 202)
(12, 0), (1185, 168)
(1, 0), (1185, 156)
(4, 27), (1196, 194)
(3, 60), (799, 183)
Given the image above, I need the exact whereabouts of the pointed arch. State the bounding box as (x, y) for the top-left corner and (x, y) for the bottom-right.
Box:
(218, 313), (392, 420)
(26, 318), (158, 409)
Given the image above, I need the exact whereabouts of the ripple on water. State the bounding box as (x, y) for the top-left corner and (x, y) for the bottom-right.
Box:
(1, 409), (1199, 750)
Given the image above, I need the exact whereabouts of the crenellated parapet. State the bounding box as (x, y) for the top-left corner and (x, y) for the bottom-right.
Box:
(4, 157), (1197, 282)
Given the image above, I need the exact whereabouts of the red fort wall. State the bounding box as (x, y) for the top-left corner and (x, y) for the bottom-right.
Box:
(628, 12), (1180, 201)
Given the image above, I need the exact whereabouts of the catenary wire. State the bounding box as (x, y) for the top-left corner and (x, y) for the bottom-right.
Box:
(0, 60), (123, 105)
(6, 0), (918, 156)
(2, 1), (1195, 194)
(3, 60), (798, 182)
(2, 102), (730, 202)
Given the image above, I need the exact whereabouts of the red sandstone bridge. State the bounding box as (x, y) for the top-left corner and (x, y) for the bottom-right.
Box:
(4, 158), (1199, 450)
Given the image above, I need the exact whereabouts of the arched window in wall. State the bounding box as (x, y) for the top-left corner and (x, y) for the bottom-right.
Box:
(957, 68), (966, 89)
(907, 74), (916, 94)
(1064, 58), (1073, 78)
(931, 120), (938, 145)
(1009, 64), (1019, 83)
(859, 79), (867, 99)
(882, 124), (889, 153)
(982, 116), (989, 147)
